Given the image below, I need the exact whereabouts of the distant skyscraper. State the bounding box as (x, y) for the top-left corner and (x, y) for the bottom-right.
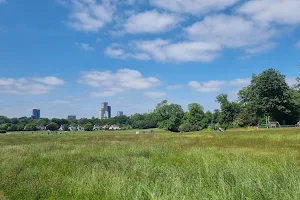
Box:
(108, 106), (111, 118)
(68, 115), (76, 120)
(117, 111), (124, 116)
(32, 109), (40, 119)
(99, 102), (112, 119)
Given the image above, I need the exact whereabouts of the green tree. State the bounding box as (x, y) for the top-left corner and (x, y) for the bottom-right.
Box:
(186, 103), (205, 129)
(62, 124), (69, 131)
(84, 123), (93, 131)
(179, 122), (199, 132)
(25, 124), (37, 131)
(238, 68), (291, 123)
(46, 122), (59, 131)
(216, 94), (241, 127)
(154, 100), (184, 132)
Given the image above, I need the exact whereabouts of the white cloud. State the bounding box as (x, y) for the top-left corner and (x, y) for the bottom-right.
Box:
(150, 0), (239, 15)
(166, 84), (184, 90)
(76, 42), (94, 51)
(105, 46), (126, 58)
(238, 0), (300, 25)
(244, 42), (277, 55)
(0, 78), (14, 86)
(79, 68), (161, 96)
(185, 14), (276, 49)
(123, 10), (181, 34)
(0, 77), (63, 95)
(229, 78), (251, 86)
(286, 77), (298, 87)
(296, 41), (300, 49)
(33, 76), (65, 86)
(63, 0), (115, 32)
(188, 80), (227, 92)
(105, 39), (221, 62)
(144, 91), (166, 98)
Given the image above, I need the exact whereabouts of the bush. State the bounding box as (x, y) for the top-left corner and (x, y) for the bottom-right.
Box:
(46, 122), (59, 131)
(179, 122), (199, 132)
(84, 123), (93, 131)
(0, 130), (6, 134)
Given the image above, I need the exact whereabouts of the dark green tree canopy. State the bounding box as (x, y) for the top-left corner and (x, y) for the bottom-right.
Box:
(154, 100), (184, 132)
(238, 68), (291, 122)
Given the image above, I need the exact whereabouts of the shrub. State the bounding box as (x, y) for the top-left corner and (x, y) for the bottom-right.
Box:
(179, 122), (199, 132)
(46, 122), (59, 131)
(84, 123), (93, 131)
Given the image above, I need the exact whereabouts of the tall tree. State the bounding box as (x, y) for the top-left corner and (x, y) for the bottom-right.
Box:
(216, 94), (241, 126)
(186, 103), (205, 126)
(154, 100), (184, 132)
(238, 68), (291, 123)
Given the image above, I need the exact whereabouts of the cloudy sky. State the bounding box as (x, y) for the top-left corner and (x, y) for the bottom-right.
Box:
(0, 0), (299, 118)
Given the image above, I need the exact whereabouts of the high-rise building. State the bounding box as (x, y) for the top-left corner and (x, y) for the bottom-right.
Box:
(108, 106), (111, 118)
(99, 102), (112, 119)
(117, 111), (124, 116)
(68, 115), (76, 120)
(32, 109), (40, 119)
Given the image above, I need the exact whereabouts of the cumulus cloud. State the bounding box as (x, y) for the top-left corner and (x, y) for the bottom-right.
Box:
(185, 14), (276, 49)
(33, 76), (65, 85)
(229, 78), (251, 86)
(123, 10), (181, 34)
(144, 91), (166, 98)
(0, 77), (64, 95)
(188, 80), (227, 92)
(244, 42), (277, 55)
(238, 0), (300, 25)
(189, 76), (296, 94)
(150, 0), (239, 15)
(166, 84), (184, 90)
(62, 0), (115, 32)
(75, 42), (94, 51)
(105, 39), (221, 62)
(79, 68), (161, 96)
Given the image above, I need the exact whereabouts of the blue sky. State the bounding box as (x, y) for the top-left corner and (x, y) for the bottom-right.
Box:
(0, 0), (299, 118)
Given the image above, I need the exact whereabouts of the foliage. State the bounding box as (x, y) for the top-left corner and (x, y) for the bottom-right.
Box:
(154, 100), (184, 132)
(0, 69), (299, 132)
(46, 122), (59, 131)
(62, 124), (69, 131)
(178, 122), (199, 132)
(238, 68), (291, 123)
(84, 123), (93, 131)
(216, 94), (241, 127)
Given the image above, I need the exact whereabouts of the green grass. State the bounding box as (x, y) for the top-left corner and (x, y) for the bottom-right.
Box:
(1, 128), (300, 200)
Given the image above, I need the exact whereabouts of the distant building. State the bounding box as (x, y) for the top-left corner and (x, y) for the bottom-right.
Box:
(117, 111), (124, 116)
(68, 115), (76, 120)
(32, 109), (40, 119)
(99, 102), (112, 119)
(108, 106), (111, 118)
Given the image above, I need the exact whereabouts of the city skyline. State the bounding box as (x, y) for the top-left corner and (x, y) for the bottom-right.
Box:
(0, 0), (299, 118)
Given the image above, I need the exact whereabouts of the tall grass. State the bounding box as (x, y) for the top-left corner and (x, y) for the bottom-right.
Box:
(1, 129), (300, 199)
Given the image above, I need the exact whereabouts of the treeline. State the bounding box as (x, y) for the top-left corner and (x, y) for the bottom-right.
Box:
(0, 69), (299, 132)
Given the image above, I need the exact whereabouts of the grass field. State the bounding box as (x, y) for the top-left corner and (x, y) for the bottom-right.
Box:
(1, 128), (300, 200)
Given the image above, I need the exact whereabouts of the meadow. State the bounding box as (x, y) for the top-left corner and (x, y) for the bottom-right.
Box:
(1, 128), (300, 200)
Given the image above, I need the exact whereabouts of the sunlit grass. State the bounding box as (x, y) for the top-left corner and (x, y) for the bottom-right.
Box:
(1, 128), (300, 199)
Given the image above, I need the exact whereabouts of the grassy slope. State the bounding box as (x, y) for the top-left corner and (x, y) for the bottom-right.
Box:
(1, 128), (300, 200)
